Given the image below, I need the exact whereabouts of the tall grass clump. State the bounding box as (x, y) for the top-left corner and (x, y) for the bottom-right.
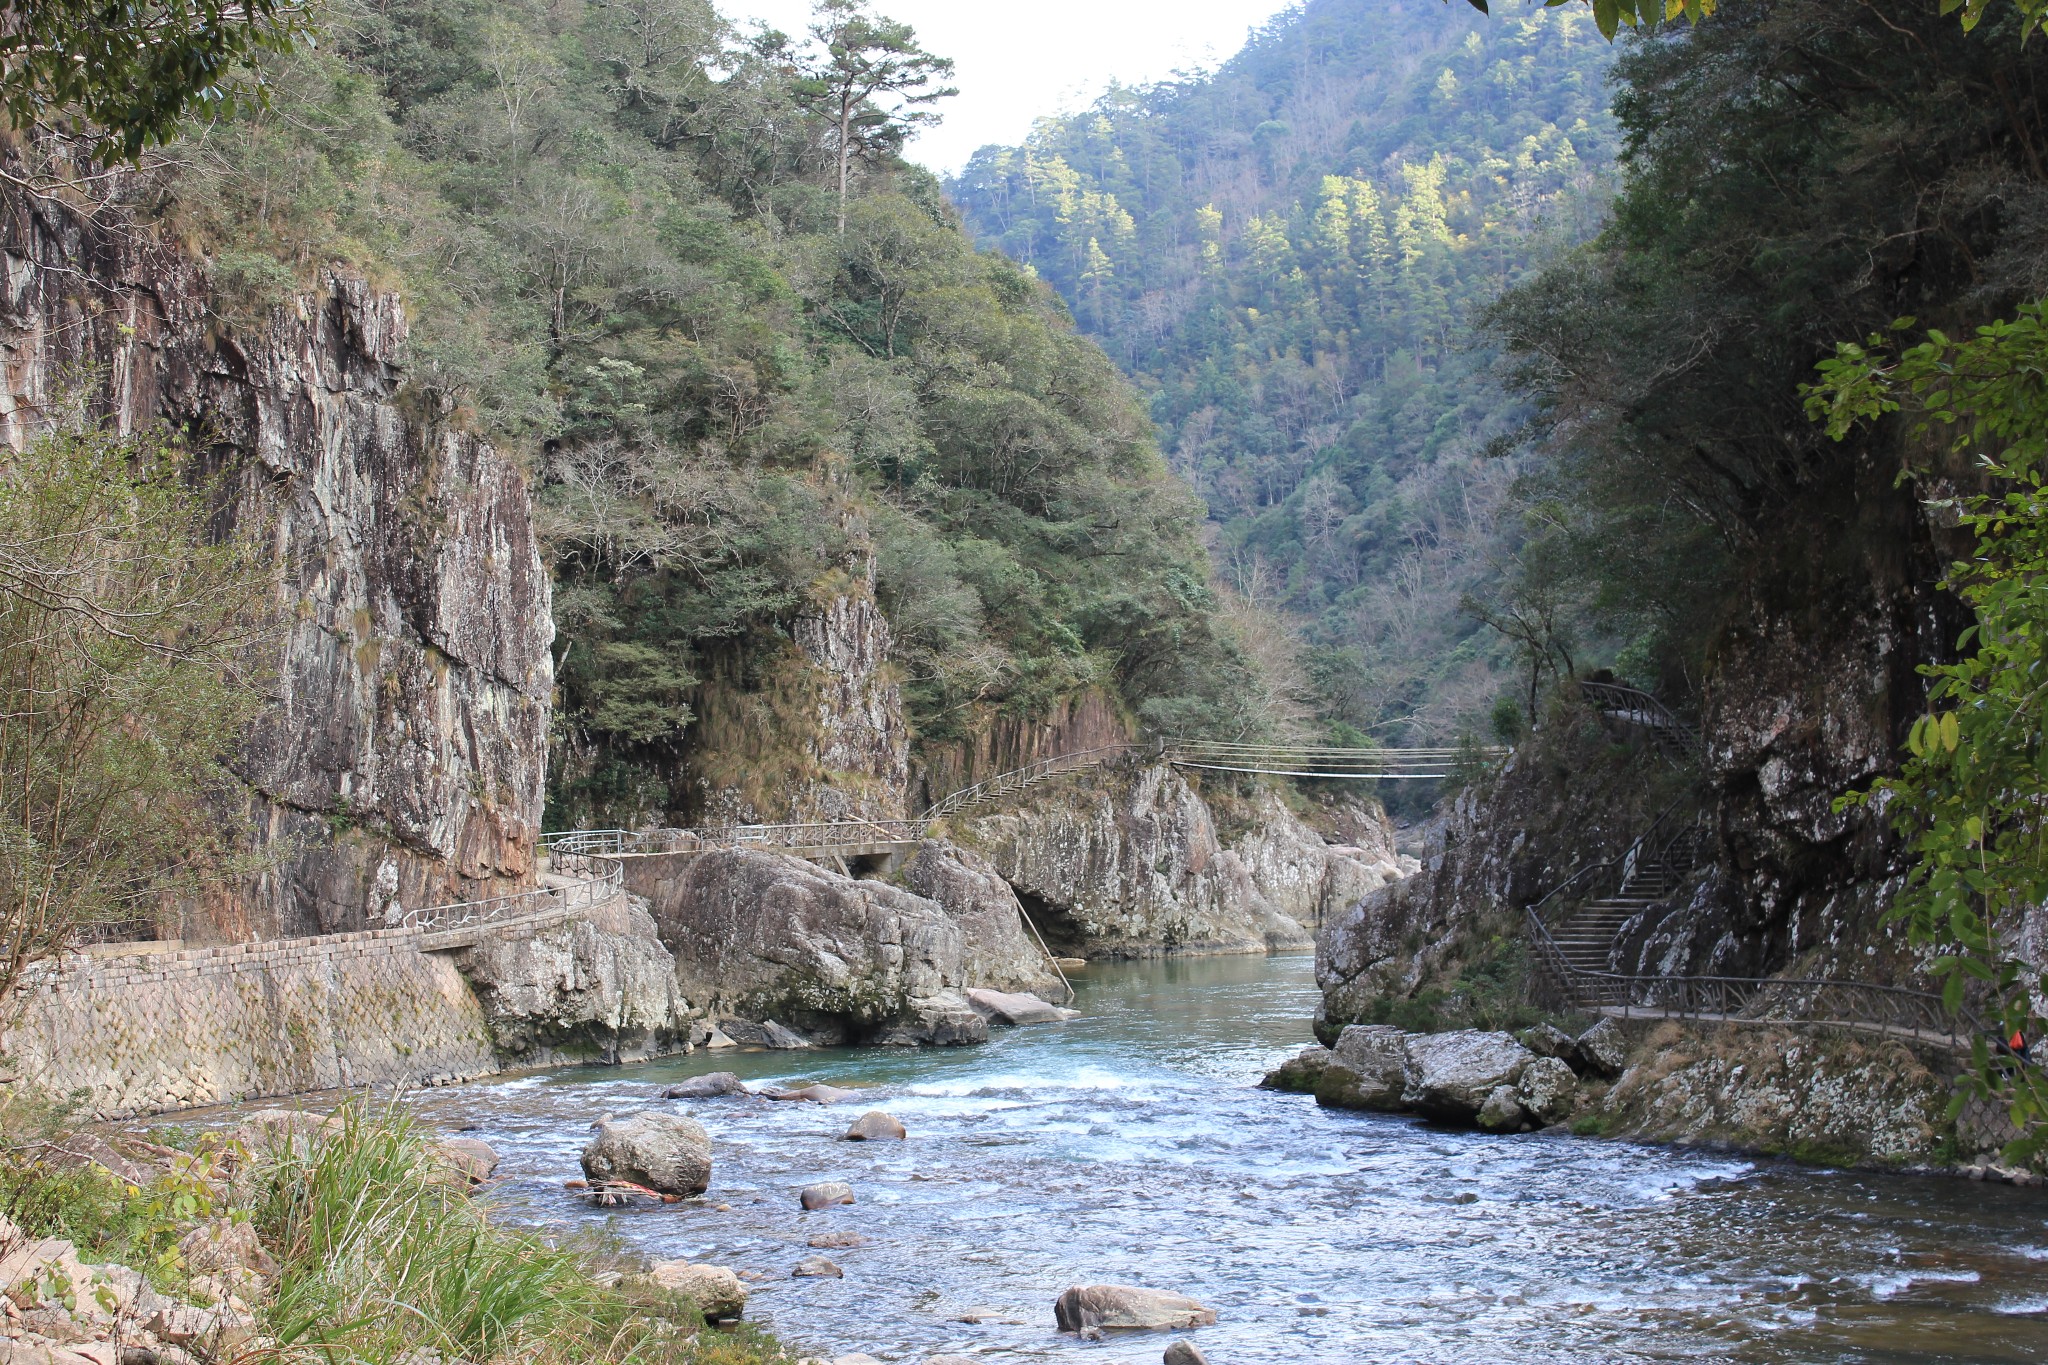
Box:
(240, 1103), (781, 1365)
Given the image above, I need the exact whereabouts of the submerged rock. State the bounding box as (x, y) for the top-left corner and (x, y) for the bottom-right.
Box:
(581, 1112), (711, 1195)
(1164, 1342), (1213, 1365)
(809, 1231), (866, 1248)
(646, 1261), (747, 1320)
(664, 1072), (749, 1099)
(843, 1111), (907, 1141)
(1053, 1284), (1218, 1333)
(792, 1255), (844, 1278)
(966, 988), (1076, 1025)
(765, 1083), (861, 1104)
(801, 1181), (857, 1210)
(1259, 1045), (1332, 1092)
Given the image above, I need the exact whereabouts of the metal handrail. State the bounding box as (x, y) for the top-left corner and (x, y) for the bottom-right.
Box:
(1579, 680), (1701, 759)
(398, 853), (624, 932)
(919, 743), (1139, 821)
(1525, 903), (1983, 1047)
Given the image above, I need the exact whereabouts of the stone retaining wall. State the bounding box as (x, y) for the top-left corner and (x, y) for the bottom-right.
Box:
(0, 924), (508, 1121)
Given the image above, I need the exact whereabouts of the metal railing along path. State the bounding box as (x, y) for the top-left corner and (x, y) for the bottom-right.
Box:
(397, 850), (625, 934)
(1526, 905), (1981, 1049)
(1162, 740), (1508, 780)
(919, 744), (1142, 822)
(1579, 680), (1701, 760)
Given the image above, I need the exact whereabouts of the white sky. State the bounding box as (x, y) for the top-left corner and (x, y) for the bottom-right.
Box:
(719, 0), (1296, 176)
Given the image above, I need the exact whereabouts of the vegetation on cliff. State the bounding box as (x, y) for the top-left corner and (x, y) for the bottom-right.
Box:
(0, 421), (277, 1008)
(950, 0), (1619, 743)
(111, 0), (1270, 827)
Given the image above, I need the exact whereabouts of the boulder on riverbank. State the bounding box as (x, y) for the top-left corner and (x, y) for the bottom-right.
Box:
(1259, 1044), (1332, 1092)
(1404, 1030), (1534, 1123)
(646, 1261), (747, 1320)
(1279, 1020), (1630, 1133)
(628, 847), (987, 1046)
(1054, 1284), (1217, 1333)
(1316, 1025), (1409, 1111)
(581, 1112), (711, 1195)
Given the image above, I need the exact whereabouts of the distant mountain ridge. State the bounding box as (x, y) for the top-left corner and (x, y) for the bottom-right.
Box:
(949, 0), (1617, 743)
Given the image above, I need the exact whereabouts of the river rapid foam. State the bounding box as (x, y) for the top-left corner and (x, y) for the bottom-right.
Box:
(406, 955), (2048, 1364)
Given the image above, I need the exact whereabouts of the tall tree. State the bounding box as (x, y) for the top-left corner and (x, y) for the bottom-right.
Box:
(0, 0), (308, 163)
(797, 0), (954, 233)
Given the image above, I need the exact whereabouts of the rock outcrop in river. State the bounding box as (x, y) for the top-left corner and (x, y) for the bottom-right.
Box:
(625, 847), (989, 1046)
(958, 762), (1411, 957)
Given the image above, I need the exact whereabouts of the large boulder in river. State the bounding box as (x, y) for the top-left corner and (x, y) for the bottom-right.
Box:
(581, 1112), (711, 1194)
(1402, 1031), (1535, 1123)
(646, 1261), (747, 1320)
(1316, 1024), (1409, 1111)
(1054, 1284), (1218, 1333)
(664, 1072), (749, 1099)
(626, 847), (980, 1045)
(904, 840), (1061, 994)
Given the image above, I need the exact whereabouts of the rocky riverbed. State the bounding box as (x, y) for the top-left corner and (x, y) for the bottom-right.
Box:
(375, 953), (2048, 1364)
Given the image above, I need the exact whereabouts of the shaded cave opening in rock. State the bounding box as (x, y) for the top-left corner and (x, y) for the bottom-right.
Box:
(1015, 889), (1088, 959)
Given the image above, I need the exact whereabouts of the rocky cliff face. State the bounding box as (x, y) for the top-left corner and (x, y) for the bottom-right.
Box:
(685, 556), (910, 825)
(957, 762), (1410, 958)
(0, 182), (552, 939)
(454, 892), (697, 1066)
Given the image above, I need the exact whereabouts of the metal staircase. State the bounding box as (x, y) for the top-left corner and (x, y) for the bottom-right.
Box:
(1544, 817), (1707, 974)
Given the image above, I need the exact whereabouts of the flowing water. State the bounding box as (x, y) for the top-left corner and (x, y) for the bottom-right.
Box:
(400, 954), (2048, 1364)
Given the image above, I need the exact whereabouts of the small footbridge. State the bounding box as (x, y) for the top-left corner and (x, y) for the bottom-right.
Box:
(1527, 682), (1983, 1052)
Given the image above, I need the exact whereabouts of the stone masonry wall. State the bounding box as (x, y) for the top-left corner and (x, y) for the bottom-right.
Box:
(2, 928), (500, 1121)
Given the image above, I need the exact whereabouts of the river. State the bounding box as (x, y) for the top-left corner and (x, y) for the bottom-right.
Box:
(404, 953), (2048, 1364)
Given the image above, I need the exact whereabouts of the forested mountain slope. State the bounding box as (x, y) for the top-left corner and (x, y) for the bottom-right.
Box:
(132, 0), (1266, 828)
(950, 0), (1617, 741)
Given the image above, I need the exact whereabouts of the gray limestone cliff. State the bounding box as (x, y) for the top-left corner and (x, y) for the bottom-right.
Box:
(453, 892), (697, 1066)
(0, 179), (552, 940)
(956, 762), (1411, 959)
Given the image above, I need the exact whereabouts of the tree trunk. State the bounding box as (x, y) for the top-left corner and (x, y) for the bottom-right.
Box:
(836, 90), (852, 235)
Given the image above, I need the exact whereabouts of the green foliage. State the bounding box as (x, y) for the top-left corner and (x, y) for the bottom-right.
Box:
(1476, 0), (2048, 42)
(1487, 0), (2048, 704)
(950, 2), (1619, 742)
(1807, 304), (2048, 1161)
(4, 1111), (786, 1365)
(0, 1136), (238, 1286)
(0, 0), (308, 161)
(144, 0), (1264, 825)
(0, 420), (277, 1008)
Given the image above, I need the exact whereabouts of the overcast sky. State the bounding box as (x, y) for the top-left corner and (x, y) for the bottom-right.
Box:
(718, 0), (1294, 176)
